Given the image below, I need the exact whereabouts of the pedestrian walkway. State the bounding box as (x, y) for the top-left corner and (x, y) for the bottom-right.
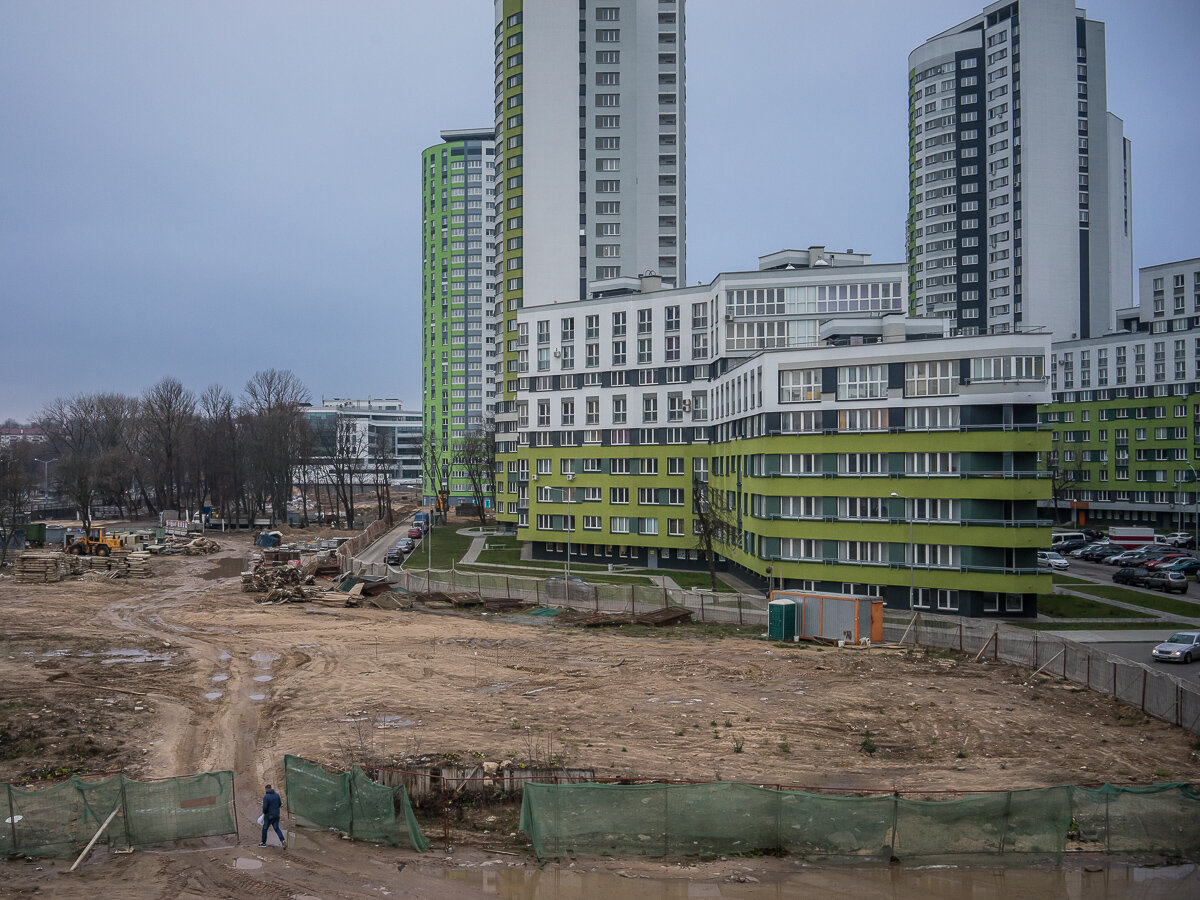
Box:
(458, 531), (487, 565)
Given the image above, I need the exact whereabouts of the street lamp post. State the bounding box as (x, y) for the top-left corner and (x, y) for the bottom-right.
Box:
(891, 492), (914, 607)
(34, 458), (57, 500)
(1186, 462), (1200, 551)
(557, 486), (573, 585)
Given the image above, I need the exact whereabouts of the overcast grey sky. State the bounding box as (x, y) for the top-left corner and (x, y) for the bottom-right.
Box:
(2, 0), (1197, 420)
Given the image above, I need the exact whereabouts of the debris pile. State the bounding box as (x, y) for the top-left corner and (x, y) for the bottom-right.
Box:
(179, 537), (222, 555)
(127, 551), (152, 578)
(242, 562), (315, 603)
(13, 550), (152, 583)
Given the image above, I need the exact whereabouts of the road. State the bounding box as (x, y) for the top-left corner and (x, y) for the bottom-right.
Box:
(1048, 550), (1200, 668)
(355, 515), (425, 568)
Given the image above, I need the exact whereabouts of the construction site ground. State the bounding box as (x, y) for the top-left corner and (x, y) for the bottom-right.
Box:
(1, 530), (1199, 897)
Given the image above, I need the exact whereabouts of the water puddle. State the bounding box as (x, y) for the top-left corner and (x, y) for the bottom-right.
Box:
(476, 681), (526, 694)
(204, 691), (223, 701)
(375, 715), (414, 728)
(253, 675), (273, 683)
(250, 651), (279, 666)
(249, 693), (266, 701)
(233, 857), (263, 870)
(218, 651), (232, 660)
(100, 649), (174, 667)
(212, 674), (229, 683)
(431, 861), (1200, 898)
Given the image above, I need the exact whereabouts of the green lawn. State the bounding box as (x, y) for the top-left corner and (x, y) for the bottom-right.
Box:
(1067, 584), (1200, 619)
(1052, 573), (1092, 585)
(1038, 592), (1133, 619)
(400, 524), (475, 572)
(1018, 621), (1190, 631)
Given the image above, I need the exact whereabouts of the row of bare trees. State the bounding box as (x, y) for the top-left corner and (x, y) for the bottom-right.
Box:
(35, 370), (311, 530)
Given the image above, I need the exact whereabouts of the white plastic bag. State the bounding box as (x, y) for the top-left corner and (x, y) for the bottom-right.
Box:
(257, 814), (264, 825)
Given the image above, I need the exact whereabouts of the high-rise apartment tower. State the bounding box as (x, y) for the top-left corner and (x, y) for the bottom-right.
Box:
(907, 0), (1132, 341)
(493, 0), (687, 524)
(421, 128), (498, 506)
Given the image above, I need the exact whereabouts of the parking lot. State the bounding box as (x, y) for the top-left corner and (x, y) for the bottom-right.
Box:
(1049, 546), (1200, 669)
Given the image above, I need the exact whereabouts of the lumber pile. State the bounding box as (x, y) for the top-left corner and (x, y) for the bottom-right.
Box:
(243, 562), (314, 603)
(15, 552), (73, 584)
(126, 552), (152, 578)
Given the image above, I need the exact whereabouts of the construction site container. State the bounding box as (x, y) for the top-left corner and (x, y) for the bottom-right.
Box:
(768, 591), (883, 644)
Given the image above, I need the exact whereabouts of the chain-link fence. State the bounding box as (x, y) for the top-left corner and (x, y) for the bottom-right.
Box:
(0, 771), (236, 858)
(884, 611), (1200, 735)
(342, 563), (1200, 737)
(519, 781), (1200, 862)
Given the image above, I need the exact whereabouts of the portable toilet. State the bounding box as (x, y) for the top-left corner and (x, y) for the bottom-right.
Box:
(767, 598), (797, 641)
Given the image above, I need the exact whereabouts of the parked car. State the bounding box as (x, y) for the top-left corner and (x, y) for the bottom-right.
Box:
(1143, 570), (1189, 593)
(397, 537), (415, 552)
(1051, 538), (1089, 553)
(1081, 528), (1106, 542)
(1174, 535), (1198, 550)
(384, 549), (403, 565)
(1143, 553), (1190, 570)
(1038, 550), (1070, 570)
(407, 527), (422, 539)
(1163, 532), (1193, 547)
(1163, 558), (1200, 578)
(1109, 550), (1152, 566)
(1069, 542), (1102, 558)
(1112, 567), (1151, 586)
(1082, 545), (1123, 563)
(1151, 631), (1200, 664)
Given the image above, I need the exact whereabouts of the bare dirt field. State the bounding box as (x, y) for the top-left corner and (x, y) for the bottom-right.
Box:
(1, 532), (1198, 897)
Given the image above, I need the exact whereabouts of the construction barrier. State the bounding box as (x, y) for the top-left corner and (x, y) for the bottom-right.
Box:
(284, 755), (429, 852)
(518, 781), (1200, 862)
(0, 771), (236, 858)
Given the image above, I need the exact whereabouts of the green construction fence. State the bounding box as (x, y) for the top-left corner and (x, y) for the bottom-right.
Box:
(519, 781), (1200, 862)
(283, 755), (428, 852)
(1, 771), (236, 858)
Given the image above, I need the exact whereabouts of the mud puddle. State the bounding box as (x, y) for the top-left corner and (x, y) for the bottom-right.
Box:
(433, 860), (1199, 898)
(201, 557), (248, 580)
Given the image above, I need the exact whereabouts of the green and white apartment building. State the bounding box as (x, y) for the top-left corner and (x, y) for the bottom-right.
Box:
(500, 248), (1053, 617)
(420, 129), (498, 505)
(491, 0), (687, 526)
(1045, 257), (1200, 533)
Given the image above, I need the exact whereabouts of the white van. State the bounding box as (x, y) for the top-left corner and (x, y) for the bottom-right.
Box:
(1051, 532), (1087, 546)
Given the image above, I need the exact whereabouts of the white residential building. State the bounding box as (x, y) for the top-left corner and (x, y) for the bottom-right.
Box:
(907, 0), (1132, 341)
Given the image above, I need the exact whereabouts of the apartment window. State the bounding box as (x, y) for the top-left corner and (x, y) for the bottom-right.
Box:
(610, 487), (628, 505)
(643, 395), (658, 423)
(612, 395), (626, 424)
(537, 400), (550, 428)
(780, 368), (821, 403)
(595, 115), (620, 129)
(637, 337), (652, 364)
(905, 360), (957, 397)
(665, 305), (680, 332)
(612, 340), (626, 366)
(595, 93), (621, 108)
(837, 365), (887, 400)
(596, 28), (620, 42)
(637, 308), (653, 334)
(907, 452), (959, 475)
(595, 7), (619, 21)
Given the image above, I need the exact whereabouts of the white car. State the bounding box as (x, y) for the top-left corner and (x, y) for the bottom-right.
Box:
(1164, 532), (1192, 547)
(1038, 550), (1070, 570)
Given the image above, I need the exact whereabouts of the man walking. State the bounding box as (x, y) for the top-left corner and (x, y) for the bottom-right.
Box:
(259, 784), (285, 848)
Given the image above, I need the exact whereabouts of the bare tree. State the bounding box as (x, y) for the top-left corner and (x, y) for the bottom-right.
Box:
(372, 426), (396, 527)
(241, 369), (310, 525)
(0, 441), (35, 565)
(420, 424), (443, 523)
(142, 377), (197, 512)
(454, 421), (495, 526)
(39, 395), (102, 528)
(692, 476), (741, 591)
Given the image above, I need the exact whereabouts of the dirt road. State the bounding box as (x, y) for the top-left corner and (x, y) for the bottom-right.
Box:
(2, 532), (1198, 895)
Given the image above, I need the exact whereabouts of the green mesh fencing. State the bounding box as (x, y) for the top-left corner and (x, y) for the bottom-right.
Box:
(284, 755), (428, 852)
(520, 782), (1200, 862)
(1, 771), (235, 858)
